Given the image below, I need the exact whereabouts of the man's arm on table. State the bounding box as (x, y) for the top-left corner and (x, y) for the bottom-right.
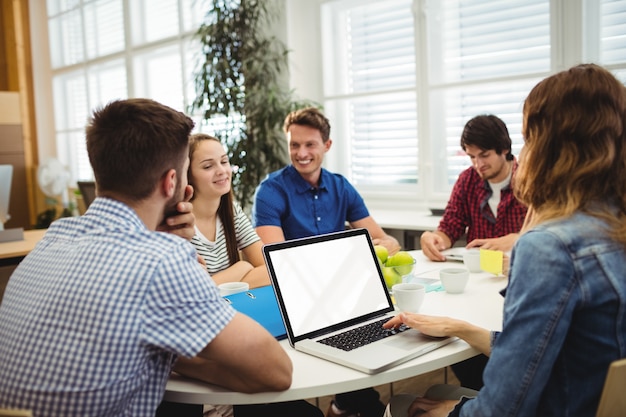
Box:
(419, 230), (453, 262)
(255, 225), (286, 244)
(173, 313), (293, 393)
(351, 216), (401, 255)
(255, 217), (401, 255)
(466, 233), (519, 252)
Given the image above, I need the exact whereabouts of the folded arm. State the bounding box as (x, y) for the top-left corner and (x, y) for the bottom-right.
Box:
(174, 313), (292, 393)
(466, 233), (519, 251)
(209, 241), (271, 288)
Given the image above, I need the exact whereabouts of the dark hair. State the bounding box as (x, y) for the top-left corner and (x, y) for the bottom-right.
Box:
(516, 63), (626, 245)
(283, 107), (331, 142)
(188, 133), (239, 265)
(460, 114), (513, 161)
(86, 98), (194, 201)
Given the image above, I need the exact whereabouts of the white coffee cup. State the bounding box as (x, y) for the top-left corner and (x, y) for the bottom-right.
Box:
(392, 283), (425, 313)
(439, 268), (469, 294)
(462, 249), (482, 273)
(218, 282), (250, 296)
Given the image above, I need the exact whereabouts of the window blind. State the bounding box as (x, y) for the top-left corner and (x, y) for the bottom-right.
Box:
(429, 0), (550, 83)
(328, 0), (419, 186)
(600, 0), (626, 64)
(427, 0), (550, 187)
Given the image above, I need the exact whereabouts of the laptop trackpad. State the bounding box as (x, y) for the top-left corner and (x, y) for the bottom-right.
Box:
(384, 332), (449, 351)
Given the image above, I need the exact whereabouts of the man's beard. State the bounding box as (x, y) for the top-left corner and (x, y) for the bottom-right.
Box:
(161, 182), (184, 223)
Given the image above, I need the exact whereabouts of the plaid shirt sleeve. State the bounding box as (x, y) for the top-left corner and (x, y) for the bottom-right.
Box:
(438, 164), (528, 245)
(142, 240), (235, 358)
(438, 168), (474, 245)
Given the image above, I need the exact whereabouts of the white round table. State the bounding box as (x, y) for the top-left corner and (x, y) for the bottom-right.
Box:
(164, 251), (506, 405)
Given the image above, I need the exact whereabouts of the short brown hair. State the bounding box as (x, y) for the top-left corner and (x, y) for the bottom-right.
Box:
(283, 107), (331, 142)
(86, 98), (194, 201)
(460, 114), (513, 160)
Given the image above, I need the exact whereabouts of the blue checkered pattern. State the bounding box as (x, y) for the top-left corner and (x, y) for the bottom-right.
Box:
(0, 198), (235, 416)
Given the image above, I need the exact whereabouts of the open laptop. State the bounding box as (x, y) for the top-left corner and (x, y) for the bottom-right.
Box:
(263, 228), (455, 374)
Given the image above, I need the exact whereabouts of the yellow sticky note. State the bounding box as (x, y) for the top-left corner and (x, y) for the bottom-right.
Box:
(480, 249), (503, 275)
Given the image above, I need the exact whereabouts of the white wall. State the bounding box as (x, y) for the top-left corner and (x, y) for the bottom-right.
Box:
(285, 0), (325, 105)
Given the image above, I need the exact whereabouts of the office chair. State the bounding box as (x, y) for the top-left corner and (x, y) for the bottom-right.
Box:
(596, 357), (626, 417)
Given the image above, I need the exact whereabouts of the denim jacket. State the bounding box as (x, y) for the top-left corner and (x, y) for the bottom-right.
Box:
(451, 211), (626, 417)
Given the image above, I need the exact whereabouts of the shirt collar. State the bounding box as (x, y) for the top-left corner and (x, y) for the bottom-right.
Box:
(85, 197), (148, 232)
(286, 165), (328, 194)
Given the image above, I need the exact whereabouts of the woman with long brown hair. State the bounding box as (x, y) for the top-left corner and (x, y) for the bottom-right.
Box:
(187, 132), (322, 417)
(383, 64), (626, 416)
(188, 133), (270, 288)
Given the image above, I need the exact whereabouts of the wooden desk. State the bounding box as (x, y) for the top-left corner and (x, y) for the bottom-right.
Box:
(0, 229), (46, 260)
(0, 229), (46, 303)
(164, 252), (506, 405)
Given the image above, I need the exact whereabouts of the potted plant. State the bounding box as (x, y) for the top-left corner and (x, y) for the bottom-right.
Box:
(191, 0), (315, 210)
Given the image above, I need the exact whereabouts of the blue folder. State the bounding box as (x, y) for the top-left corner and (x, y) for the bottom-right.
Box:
(223, 285), (287, 340)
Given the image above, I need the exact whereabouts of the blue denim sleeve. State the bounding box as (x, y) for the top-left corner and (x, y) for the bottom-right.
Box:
(456, 229), (577, 416)
(490, 330), (500, 347)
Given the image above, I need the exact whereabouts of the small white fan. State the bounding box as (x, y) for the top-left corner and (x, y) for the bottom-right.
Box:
(37, 158), (71, 199)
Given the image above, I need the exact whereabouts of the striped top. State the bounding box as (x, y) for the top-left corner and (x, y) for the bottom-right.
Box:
(191, 203), (261, 274)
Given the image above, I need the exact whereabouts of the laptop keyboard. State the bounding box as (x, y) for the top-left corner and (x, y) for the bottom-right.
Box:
(318, 318), (409, 351)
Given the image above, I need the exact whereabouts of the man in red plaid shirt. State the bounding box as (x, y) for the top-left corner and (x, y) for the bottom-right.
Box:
(420, 114), (528, 391)
(421, 114), (528, 263)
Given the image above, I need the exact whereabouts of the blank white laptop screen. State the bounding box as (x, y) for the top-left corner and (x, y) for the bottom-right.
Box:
(266, 231), (389, 338)
(264, 228), (455, 374)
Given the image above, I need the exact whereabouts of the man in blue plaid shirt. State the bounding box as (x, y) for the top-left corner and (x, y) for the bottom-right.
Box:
(0, 99), (292, 416)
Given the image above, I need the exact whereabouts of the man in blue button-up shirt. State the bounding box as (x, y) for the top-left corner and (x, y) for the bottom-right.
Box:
(252, 107), (400, 254)
(252, 107), (400, 417)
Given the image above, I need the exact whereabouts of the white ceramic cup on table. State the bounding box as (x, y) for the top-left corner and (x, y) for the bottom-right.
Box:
(439, 268), (470, 294)
(462, 249), (482, 273)
(218, 282), (250, 296)
(392, 283), (425, 313)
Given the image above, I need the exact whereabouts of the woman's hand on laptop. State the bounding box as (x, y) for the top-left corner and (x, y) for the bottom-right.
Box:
(383, 313), (492, 356)
(383, 313), (457, 338)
